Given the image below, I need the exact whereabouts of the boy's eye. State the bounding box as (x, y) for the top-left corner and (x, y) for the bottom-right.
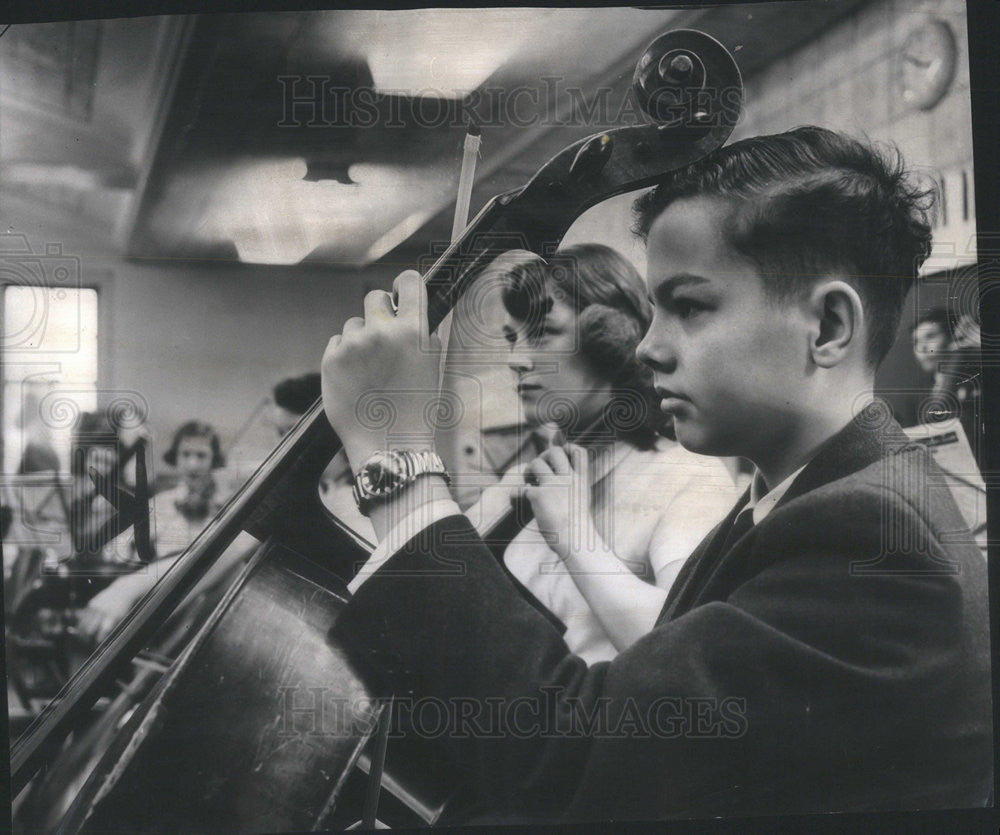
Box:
(504, 331), (518, 345)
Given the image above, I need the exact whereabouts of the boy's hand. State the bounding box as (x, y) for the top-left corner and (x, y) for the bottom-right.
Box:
(321, 271), (443, 470)
(523, 444), (599, 558)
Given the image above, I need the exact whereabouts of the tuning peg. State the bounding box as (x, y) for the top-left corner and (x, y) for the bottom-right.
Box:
(632, 32), (718, 127)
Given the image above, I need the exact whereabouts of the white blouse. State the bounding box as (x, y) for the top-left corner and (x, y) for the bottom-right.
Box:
(465, 437), (739, 664)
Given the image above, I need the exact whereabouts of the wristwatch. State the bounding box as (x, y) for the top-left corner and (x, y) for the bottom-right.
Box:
(352, 449), (450, 515)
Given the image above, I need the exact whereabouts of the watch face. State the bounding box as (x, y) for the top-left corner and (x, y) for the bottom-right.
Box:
(897, 18), (957, 111)
(359, 451), (403, 496)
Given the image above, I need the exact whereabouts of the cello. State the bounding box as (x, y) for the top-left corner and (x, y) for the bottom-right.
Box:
(10, 29), (744, 831)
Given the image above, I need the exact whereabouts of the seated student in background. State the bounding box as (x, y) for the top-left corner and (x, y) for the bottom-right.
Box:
(16, 387), (59, 474)
(146, 421), (228, 555)
(464, 245), (737, 662)
(76, 421), (246, 643)
(320, 126), (991, 819)
(911, 306), (955, 384)
(911, 306), (983, 467)
(270, 373), (322, 438)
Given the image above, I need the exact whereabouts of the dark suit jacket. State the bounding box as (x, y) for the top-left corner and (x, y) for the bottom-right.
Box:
(332, 416), (992, 821)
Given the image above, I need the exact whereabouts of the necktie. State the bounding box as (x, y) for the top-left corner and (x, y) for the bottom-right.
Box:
(718, 505), (755, 556)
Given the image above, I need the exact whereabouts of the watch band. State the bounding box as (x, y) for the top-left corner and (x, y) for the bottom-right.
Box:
(352, 449), (450, 515)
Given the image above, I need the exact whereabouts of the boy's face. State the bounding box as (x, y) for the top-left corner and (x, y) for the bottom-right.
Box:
(912, 321), (949, 373)
(637, 196), (814, 460)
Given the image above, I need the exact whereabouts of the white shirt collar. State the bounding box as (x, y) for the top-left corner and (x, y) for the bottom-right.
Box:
(746, 464), (808, 525)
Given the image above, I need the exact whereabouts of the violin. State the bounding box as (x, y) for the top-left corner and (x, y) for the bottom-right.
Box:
(10, 29), (743, 831)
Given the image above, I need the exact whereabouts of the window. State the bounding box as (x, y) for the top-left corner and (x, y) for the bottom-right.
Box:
(2, 285), (99, 473)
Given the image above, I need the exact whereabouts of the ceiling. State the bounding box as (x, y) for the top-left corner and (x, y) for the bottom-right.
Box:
(0, 3), (870, 269)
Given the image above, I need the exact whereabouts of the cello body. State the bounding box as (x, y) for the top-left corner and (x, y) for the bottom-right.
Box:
(10, 29), (744, 831)
(63, 543), (383, 833)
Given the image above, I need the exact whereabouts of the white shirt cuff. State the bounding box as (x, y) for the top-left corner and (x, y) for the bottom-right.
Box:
(347, 498), (462, 594)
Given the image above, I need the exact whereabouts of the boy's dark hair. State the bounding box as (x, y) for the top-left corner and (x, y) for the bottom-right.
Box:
(164, 420), (225, 469)
(273, 373), (322, 416)
(912, 306), (954, 336)
(497, 244), (670, 447)
(632, 126), (935, 366)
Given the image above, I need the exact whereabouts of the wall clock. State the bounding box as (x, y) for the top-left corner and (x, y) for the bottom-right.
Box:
(897, 17), (958, 112)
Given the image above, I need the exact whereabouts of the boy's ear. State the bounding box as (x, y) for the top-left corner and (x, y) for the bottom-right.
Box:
(808, 280), (864, 368)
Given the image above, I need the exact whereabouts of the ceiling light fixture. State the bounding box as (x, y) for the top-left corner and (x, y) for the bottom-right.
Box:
(198, 157), (456, 265)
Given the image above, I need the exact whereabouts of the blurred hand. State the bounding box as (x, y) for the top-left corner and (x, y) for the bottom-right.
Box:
(74, 571), (153, 645)
(522, 444), (599, 558)
(321, 271), (443, 470)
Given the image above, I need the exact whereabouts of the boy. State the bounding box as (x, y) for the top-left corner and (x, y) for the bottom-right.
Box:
(912, 307), (955, 377)
(320, 127), (992, 819)
(911, 306), (984, 466)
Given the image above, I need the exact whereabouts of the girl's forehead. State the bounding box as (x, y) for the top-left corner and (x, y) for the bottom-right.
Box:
(179, 435), (213, 449)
